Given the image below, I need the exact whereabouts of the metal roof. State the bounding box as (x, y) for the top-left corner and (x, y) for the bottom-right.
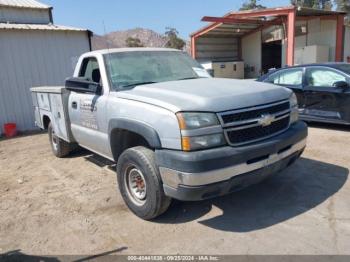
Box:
(0, 0), (50, 9)
(226, 6), (346, 17)
(0, 23), (87, 31)
(295, 6), (346, 16)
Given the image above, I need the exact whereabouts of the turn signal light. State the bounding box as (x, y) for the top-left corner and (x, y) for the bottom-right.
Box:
(181, 137), (191, 151)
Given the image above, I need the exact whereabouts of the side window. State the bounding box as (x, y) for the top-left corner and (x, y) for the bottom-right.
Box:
(268, 69), (303, 86)
(306, 68), (346, 88)
(79, 57), (101, 83)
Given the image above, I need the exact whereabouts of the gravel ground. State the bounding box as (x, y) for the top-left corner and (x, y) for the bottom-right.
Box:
(0, 124), (350, 256)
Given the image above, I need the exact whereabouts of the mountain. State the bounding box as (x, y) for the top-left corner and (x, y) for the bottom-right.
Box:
(92, 28), (168, 50)
(91, 28), (190, 53)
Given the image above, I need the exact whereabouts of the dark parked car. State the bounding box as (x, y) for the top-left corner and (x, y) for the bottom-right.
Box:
(258, 63), (350, 125)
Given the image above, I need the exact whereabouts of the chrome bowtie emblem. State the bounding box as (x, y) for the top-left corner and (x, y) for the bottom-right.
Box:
(258, 114), (275, 127)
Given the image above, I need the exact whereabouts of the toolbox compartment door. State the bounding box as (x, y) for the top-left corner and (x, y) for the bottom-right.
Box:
(30, 86), (74, 143)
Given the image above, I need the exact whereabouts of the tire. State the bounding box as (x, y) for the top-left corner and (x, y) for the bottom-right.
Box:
(117, 146), (172, 220)
(48, 123), (72, 158)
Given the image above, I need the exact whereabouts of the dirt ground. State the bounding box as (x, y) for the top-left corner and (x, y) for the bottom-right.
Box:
(1, 124), (350, 256)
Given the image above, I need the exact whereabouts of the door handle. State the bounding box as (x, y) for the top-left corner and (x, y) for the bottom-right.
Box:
(72, 101), (77, 109)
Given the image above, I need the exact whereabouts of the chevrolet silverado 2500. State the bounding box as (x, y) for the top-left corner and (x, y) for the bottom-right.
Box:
(31, 48), (308, 219)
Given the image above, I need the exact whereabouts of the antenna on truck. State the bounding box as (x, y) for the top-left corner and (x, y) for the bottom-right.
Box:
(103, 21), (114, 89)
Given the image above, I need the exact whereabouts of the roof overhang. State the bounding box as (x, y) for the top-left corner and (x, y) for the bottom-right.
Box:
(191, 6), (346, 38)
(0, 23), (89, 32)
(0, 0), (51, 10)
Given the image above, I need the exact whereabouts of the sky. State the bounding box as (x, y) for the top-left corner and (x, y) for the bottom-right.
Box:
(43, 0), (290, 39)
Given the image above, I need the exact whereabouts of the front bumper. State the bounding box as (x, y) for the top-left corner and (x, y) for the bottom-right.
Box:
(156, 121), (308, 201)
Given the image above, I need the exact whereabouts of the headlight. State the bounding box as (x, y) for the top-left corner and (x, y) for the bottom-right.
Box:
(289, 93), (299, 124)
(176, 112), (226, 151)
(177, 112), (219, 129)
(290, 93), (298, 108)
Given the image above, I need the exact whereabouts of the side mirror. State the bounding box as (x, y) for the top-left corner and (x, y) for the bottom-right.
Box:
(333, 81), (349, 90)
(65, 77), (102, 94)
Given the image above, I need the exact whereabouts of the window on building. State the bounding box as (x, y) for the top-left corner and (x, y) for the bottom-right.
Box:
(295, 23), (307, 37)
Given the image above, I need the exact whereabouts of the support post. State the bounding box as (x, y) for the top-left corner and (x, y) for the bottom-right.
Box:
(238, 37), (242, 61)
(335, 15), (345, 62)
(286, 9), (296, 66)
(191, 36), (196, 59)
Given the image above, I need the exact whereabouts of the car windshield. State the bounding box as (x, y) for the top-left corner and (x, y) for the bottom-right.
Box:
(334, 64), (350, 75)
(104, 50), (210, 90)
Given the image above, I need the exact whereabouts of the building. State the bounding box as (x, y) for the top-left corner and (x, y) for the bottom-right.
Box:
(191, 6), (349, 78)
(0, 0), (92, 133)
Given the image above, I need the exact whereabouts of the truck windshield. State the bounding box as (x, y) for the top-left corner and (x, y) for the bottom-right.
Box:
(104, 51), (210, 90)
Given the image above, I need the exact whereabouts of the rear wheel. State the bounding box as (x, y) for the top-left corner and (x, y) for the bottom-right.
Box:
(117, 146), (172, 220)
(48, 123), (72, 158)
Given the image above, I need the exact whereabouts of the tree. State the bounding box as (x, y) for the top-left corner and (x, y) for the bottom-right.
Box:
(125, 37), (144, 47)
(165, 27), (186, 50)
(335, 0), (350, 23)
(239, 0), (266, 11)
(290, 0), (332, 10)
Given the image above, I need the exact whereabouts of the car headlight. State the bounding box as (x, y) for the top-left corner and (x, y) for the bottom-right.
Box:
(176, 112), (219, 129)
(289, 93), (299, 124)
(176, 112), (226, 151)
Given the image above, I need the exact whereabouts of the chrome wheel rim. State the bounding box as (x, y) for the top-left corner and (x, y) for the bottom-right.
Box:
(124, 165), (147, 206)
(51, 128), (58, 152)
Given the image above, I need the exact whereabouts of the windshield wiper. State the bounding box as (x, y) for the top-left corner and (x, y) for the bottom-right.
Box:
(120, 81), (158, 88)
(175, 77), (200, 81)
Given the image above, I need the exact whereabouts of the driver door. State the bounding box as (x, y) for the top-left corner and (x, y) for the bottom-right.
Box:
(69, 57), (111, 157)
(303, 67), (349, 122)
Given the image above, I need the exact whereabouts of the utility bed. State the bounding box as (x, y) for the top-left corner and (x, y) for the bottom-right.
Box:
(30, 86), (73, 142)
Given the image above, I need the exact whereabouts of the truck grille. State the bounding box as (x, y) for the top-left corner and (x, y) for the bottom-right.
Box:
(218, 100), (291, 146)
(226, 117), (290, 145)
(221, 101), (290, 124)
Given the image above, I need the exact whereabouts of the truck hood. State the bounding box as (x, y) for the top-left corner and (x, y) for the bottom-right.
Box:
(116, 78), (292, 113)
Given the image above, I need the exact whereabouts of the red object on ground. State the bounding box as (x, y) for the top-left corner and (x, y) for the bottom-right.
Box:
(347, 56), (350, 63)
(4, 123), (17, 138)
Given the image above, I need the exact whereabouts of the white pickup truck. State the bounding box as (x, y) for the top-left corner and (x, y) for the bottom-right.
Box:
(31, 48), (308, 219)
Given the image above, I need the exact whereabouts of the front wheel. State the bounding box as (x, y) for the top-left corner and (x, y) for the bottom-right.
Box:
(117, 146), (172, 220)
(48, 123), (72, 158)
